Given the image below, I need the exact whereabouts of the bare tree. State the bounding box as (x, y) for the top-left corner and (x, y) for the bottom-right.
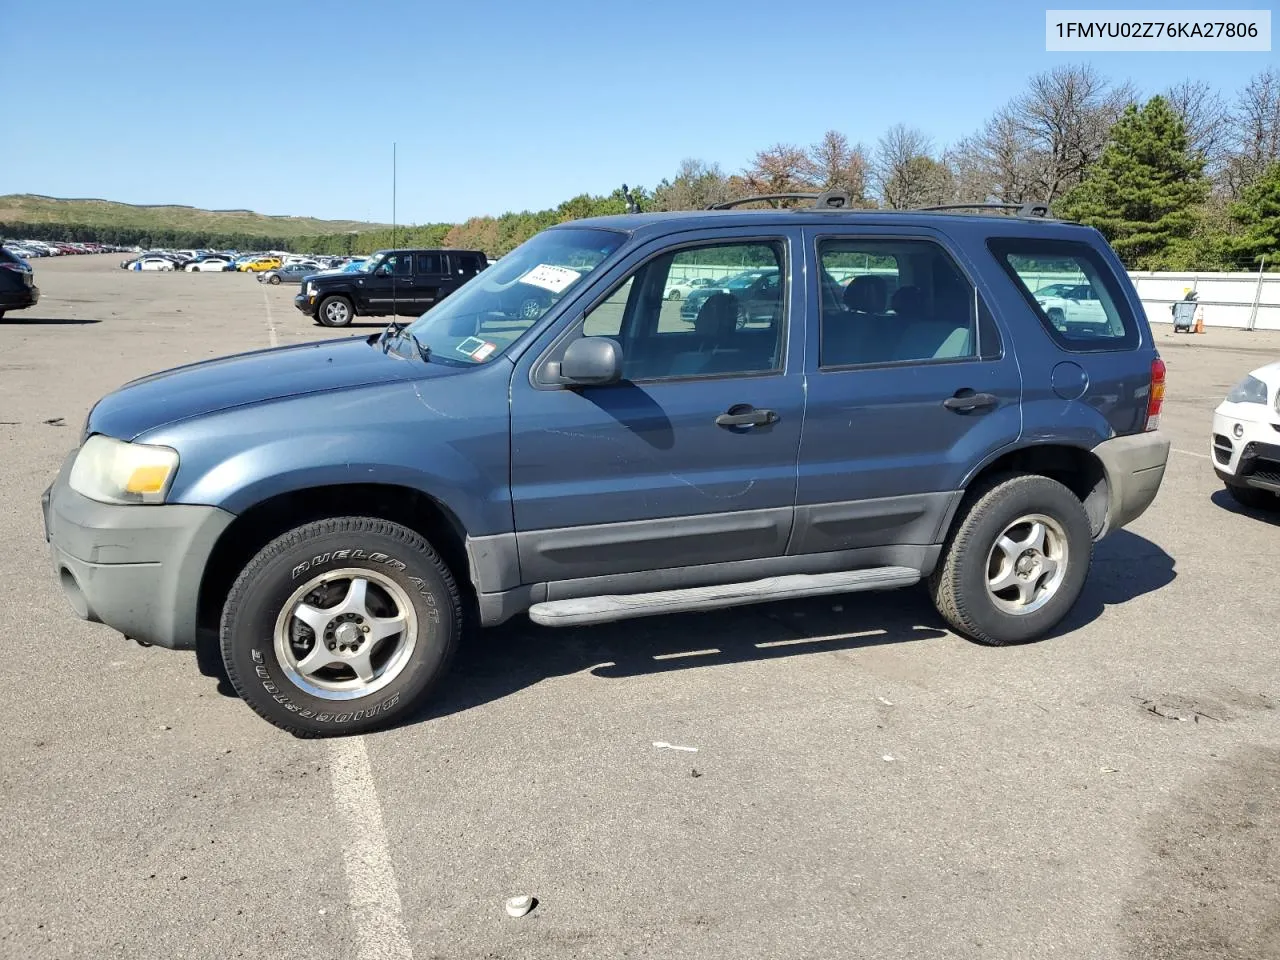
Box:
(1225, 67), (1280, 195)
(948, 109), (1036, 203)
(1164, 79), (1229, 173)
(873, 125), (952, 208)
(1011, 64), (1134, 202)
(650, 158), (732, 211)
(804, 130), (872, 204)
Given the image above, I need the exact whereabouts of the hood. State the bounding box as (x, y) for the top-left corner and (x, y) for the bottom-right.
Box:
(88, 336), (433, 440)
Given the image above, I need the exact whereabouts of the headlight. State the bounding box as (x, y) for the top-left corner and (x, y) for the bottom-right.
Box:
(68, 435), (179, 504)
(306, 282), (315, 296)
(1226, 375), (1269, 405)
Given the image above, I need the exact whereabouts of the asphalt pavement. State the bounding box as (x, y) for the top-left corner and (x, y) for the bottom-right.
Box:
(2, 255), (1277, 960)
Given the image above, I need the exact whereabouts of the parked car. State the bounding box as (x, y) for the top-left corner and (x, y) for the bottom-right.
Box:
(294, 248), (487, 326)
(1211, 361), (1280, 511)
(679, 267), (782, 326)
(238, 257), (282, 273)
(664, 276), (719, 300)
(186, 257), (234, 273)
(258, 262), (316, 285)
(0, 246), (39, 319)
(1033, 281), (1111, 333)
(43, 199), (1170, 736)
(131, 256), (177, 272)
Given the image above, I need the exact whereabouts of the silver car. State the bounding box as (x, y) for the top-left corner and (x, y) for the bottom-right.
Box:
(258, 263), (318, 285)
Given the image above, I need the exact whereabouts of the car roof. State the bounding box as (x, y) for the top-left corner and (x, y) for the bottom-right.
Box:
(552, 209), (1102, 245)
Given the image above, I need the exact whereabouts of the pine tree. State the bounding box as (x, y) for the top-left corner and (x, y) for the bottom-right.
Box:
(1228, 162), (1280, 268)
(1057, 96), (1208, 267)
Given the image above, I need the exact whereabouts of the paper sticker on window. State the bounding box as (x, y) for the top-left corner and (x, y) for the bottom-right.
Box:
(456, 336), (486, 357)
(519, 263), (580, 294)
(470, 341), (497, 361)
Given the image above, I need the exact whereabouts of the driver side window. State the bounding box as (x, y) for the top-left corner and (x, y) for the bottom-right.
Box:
(578, 241), (786, 382)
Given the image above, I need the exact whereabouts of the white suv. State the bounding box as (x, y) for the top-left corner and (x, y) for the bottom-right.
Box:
(1212, 361), (1280, 510)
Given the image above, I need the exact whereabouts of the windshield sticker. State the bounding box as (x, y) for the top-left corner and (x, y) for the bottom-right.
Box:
(455, 336), (486, 357)
(469, 341), (497, 361)
(519, 263), (580, 294)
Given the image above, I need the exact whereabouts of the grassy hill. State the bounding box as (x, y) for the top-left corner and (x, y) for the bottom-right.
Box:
(0, 194), (390, 238)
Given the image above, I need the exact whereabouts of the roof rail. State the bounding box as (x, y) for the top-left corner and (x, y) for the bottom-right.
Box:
(914, 201), (1053, 219)
(708, 190), (851, 211)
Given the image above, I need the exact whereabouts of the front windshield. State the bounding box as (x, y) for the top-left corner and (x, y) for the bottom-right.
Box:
(403, 227), (626, 365)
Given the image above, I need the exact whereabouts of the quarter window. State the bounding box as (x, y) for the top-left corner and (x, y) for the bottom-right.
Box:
(818, 239), (977, 367)
(988, 238), (1138, 350)
(577, 241), (786, 381)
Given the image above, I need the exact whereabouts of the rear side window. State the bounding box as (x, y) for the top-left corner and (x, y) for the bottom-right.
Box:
(416, 252), (443, 274)
(987, 238), (1138, 351)
(818, 238), (979, 367)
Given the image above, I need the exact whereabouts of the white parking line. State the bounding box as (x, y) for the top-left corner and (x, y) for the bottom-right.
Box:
(1171, 447), (1210, 459)
(261, 288), (279, 348)
(328, 738), (413, 960)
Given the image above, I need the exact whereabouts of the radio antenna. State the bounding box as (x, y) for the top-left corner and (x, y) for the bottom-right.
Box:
(391, 141), (398, 319)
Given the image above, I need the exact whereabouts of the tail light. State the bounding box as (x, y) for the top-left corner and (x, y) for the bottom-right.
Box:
(1146, 355), (1166, 431)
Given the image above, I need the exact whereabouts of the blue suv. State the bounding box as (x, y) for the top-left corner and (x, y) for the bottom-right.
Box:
(42, 196), (1171, 736)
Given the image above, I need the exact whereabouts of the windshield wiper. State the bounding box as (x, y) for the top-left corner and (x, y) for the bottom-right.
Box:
(378, 320), (430, 362)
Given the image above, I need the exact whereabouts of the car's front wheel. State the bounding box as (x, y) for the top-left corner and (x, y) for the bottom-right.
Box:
(269, 274), (281, 284)
(220, 517), (464, 737)
(1224, 481), (1280, 510)
(929, 474), (1091, 645)
(317, 295), (354, 327)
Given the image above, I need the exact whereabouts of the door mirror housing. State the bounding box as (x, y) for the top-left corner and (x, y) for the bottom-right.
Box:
(560, 336), (623, 386)
(375, 263), (392, 276)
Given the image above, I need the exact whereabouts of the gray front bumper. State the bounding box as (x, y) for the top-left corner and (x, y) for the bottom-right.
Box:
(1092, 431), (1171, 537)
(43, 454), (234, 649)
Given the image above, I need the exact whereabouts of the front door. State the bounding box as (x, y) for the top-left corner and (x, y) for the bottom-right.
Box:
(791, 227), (1023, 555)
(359, 252), (414, 315)
(510, 233), (806, 583)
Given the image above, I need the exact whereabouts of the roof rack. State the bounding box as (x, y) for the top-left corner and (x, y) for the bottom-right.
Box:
(708, 190), (851, 211)
(705, 194), (1056, 219)
(914, 202), (1052, 219)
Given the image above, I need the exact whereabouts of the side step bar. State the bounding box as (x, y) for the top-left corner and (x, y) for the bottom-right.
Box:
(528, 566), (921, 627)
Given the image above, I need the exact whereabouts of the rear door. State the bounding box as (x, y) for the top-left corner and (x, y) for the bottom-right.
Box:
(509, 229), (807, 583)
(412, 251), (449, 311)
(792, 226), (1022, 555)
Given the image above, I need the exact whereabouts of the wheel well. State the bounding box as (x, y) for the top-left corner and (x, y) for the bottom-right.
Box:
(196, 483), (472, 640)
(964, 444), (1109, 536)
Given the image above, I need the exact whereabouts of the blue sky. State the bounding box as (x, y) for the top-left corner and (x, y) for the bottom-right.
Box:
(5, 1), (1273, 225)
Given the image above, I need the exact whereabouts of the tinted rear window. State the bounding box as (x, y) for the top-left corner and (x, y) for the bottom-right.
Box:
(987, 238), (1139, 351)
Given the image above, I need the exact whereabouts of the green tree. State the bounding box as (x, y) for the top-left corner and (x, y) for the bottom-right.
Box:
(1057, 96), (1208, 267)
(1227, 161), (1280, 268)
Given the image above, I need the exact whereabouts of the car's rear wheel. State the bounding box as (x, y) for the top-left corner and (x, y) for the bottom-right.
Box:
(318, 295), (354, 327)
(667, 289), (682, 300)
(220, 517), (464, 737)
(1225, 481), (1280, 510)
(929, 474), (1091, 646)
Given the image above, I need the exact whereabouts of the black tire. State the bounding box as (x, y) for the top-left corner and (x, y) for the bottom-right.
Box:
(269, 274), (281, 284)
(929, 474), (1092, 646)
(1046, 307), (1065, 329)
(220, 517), (464, 737)
(317, 295), (354, 327)
(1225, 481), (1280, 511)
(0, 310), (5, 321)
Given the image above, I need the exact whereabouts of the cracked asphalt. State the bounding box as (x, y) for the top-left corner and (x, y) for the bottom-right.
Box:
(2, 255), (1277, 960)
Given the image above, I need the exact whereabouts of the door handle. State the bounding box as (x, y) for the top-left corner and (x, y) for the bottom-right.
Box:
(943, 391), (998, 412)
(716, 408), (779, 428)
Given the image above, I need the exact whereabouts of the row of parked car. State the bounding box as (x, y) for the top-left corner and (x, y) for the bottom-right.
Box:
(120, 250), (365, 275)
(3, 239), (126, 259)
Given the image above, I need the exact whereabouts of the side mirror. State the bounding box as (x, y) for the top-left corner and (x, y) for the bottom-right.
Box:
(560, 336), (622, 386)
(376, 264), (392, 276)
